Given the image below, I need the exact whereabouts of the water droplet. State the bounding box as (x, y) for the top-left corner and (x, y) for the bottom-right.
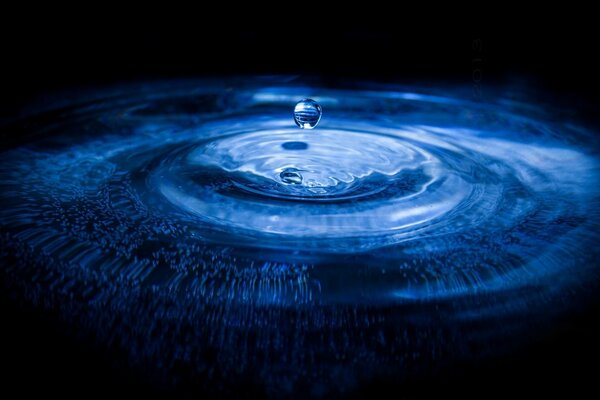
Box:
(280, 168), (303, 185)
(294, 98), (322, 129)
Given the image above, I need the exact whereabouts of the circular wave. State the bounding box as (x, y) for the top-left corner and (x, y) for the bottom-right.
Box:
(1, 79), (599, 395)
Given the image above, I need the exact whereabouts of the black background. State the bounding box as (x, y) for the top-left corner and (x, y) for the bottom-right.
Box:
(1, 13), (600, 399)
(2, 16), (600, 117)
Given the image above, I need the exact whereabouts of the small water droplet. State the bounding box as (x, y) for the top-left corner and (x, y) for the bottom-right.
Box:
(294, 98), (322, 129)
(280, 168), (303, 185)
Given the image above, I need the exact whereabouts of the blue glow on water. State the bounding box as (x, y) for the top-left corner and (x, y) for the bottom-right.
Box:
(0, 80), (599, 395)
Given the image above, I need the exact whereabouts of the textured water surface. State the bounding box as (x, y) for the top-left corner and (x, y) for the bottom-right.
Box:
(1, 80), (599, 396)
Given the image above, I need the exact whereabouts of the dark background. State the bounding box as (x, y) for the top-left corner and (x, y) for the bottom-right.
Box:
(1, 15), (600, 399)
(2, 16), (600, 117)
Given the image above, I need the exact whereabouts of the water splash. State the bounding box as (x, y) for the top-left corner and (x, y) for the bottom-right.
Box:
(279, 167), (303, 184)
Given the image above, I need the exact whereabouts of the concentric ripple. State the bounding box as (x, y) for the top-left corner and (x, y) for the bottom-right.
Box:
(1, 80), (599, 396)
(158, 124), (462, 247)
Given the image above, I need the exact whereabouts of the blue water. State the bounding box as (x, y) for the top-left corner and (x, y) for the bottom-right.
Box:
(1, 80), (599, 396)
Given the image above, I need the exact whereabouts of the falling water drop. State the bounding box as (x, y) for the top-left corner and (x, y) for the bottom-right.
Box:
(294, 98), (322, 129)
